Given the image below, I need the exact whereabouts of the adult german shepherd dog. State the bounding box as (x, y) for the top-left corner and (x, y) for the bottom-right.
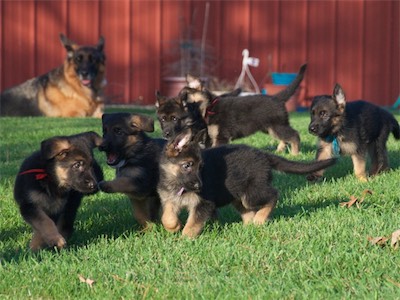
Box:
(14, 132), (104, 251)
(0, 34), (106, 117)
(98, 113), (166, 228)
(157, 130), (336, 238)
(308, 83), (400, 181)
(180, 64), (307, 155)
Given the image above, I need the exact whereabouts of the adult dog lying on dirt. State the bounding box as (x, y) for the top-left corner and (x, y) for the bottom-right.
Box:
(14, 132), (104, 251)
(308, 83), (400, 181)
(98, 113), (166, 228)
(157, 129), (336, 238)
(181, 64), (307, 155)
(0, 34), (106, 117)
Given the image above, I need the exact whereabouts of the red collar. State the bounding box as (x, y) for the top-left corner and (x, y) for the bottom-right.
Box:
(19, 169), (48, 180)
(205, 97), (219, 117)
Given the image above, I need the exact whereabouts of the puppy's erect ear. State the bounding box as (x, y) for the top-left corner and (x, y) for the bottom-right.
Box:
(166, 129), (193, 157)
(193, 129), (208, 149)
(59, 33), (78, 59)
(186, 74), (203, 90)
(41, 137), (71, 160)
(155, 90), (166, 108)
(130, 114), (154, 132)
(333, 83), (346, 112)
(97, 36), (105, 52)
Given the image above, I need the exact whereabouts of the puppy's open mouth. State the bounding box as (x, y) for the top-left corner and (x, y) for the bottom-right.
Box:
(106, 152), (126, 169)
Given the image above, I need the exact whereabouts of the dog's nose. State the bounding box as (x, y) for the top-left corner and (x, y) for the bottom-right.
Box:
(164, 131), (171, 138)
(309, 124), (318, 134)
(193, 181), (202, 191)
(85, 179), (96, 190)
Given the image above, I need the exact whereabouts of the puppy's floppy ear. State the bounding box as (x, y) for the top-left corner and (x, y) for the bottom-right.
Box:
(130, 114), (154, 132)
(166, 129), (193, 157)
(81, 131), (103, 148)
(59, 33), (78, 59)
(41, 137), (71, 160)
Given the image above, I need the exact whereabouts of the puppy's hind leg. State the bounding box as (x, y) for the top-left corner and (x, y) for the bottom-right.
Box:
(252, 188), (278, 225)
(267, 125), (300, 155)
(369, 135), (390, 176)
(232, 200), (256, 224)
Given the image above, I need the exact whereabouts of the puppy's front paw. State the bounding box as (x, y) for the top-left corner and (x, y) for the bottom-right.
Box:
(306, 174), (322, 182)
(98, 181), (113, 193)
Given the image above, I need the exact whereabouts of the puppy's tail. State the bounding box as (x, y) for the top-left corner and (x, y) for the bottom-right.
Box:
(268, 154), (337, 174)
(272, 63), (307, 103)
(390, 118), (400, 140)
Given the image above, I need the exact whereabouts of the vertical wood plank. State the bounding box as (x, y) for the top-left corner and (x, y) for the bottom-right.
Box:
(131, 0), (161, 105)
(335, 0), (364, 101)
(1, 0), (35, 89)
(35, 0), (68, 76)
(307, 0), (337, 97)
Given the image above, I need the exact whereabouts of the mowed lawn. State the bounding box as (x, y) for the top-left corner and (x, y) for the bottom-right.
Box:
(1, 108), (399, 299)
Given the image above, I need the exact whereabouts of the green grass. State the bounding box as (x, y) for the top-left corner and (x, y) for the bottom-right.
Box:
(1, 109), (400, 299)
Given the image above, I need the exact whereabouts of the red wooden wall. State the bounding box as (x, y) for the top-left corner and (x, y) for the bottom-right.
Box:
(1, 0), (398, 106)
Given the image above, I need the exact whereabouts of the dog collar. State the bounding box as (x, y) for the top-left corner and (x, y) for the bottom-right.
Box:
(19, 169), (48, 180)
(205, 97), (219, 117)
(324, 136), (340, 157)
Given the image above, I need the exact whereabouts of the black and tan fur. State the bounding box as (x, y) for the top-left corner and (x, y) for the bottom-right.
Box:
(0, 34), (106, 117)
(157, 130), (336, 238)
(99, 113), (166, 228)
(308, 83), (400, 181)
(181, 64), (307, 155)
(14, 132), (104, 251)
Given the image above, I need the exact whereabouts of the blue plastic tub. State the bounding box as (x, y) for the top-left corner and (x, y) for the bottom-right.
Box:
(271, 72), (297, 85)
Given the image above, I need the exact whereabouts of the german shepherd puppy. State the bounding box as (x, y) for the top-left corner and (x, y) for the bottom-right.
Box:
(155, 85), (241, 147)
(0, 34), (106, 117)
(99, 113), (166, 228)
(157, 129), (336, 237)
(155, 91), (211, 148)
(14, 132), (104, 251)
(182, 64), (307, 155)
(308, 83), (400, 181)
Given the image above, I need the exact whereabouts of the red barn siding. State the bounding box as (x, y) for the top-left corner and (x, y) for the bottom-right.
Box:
(1, 0), (398, 107)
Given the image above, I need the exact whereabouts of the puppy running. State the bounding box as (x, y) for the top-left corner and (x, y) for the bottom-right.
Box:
(99, 113), (166, 228)
(14, 132), (104, 250)
(157, 129), (336, 237)
(308, 83), (400, 181)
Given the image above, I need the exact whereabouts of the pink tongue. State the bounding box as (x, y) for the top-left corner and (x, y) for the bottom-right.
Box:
(82, 79), (91, 86)
(177, 187), (185, 196)
(107, 153), (117, 164)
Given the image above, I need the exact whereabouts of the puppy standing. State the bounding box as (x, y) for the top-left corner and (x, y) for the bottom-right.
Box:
(14, 132), (104, 251)
(157, 130), (336, 238)
(308, 84), (400, 181)
(0, 34), (106, 117)
(99, 113), (166, 228)
(182, 64), (307, 154)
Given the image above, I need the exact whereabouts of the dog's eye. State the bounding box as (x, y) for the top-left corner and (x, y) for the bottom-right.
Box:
(113, 127), (123, 135)
(319, 111), (328, 118)
(72, 161), (83, 170)
(181, 161), (194, 171)
(160, 116), (166, 123)
(74, 55), (83, 63)
(171, 116), (178, 122)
